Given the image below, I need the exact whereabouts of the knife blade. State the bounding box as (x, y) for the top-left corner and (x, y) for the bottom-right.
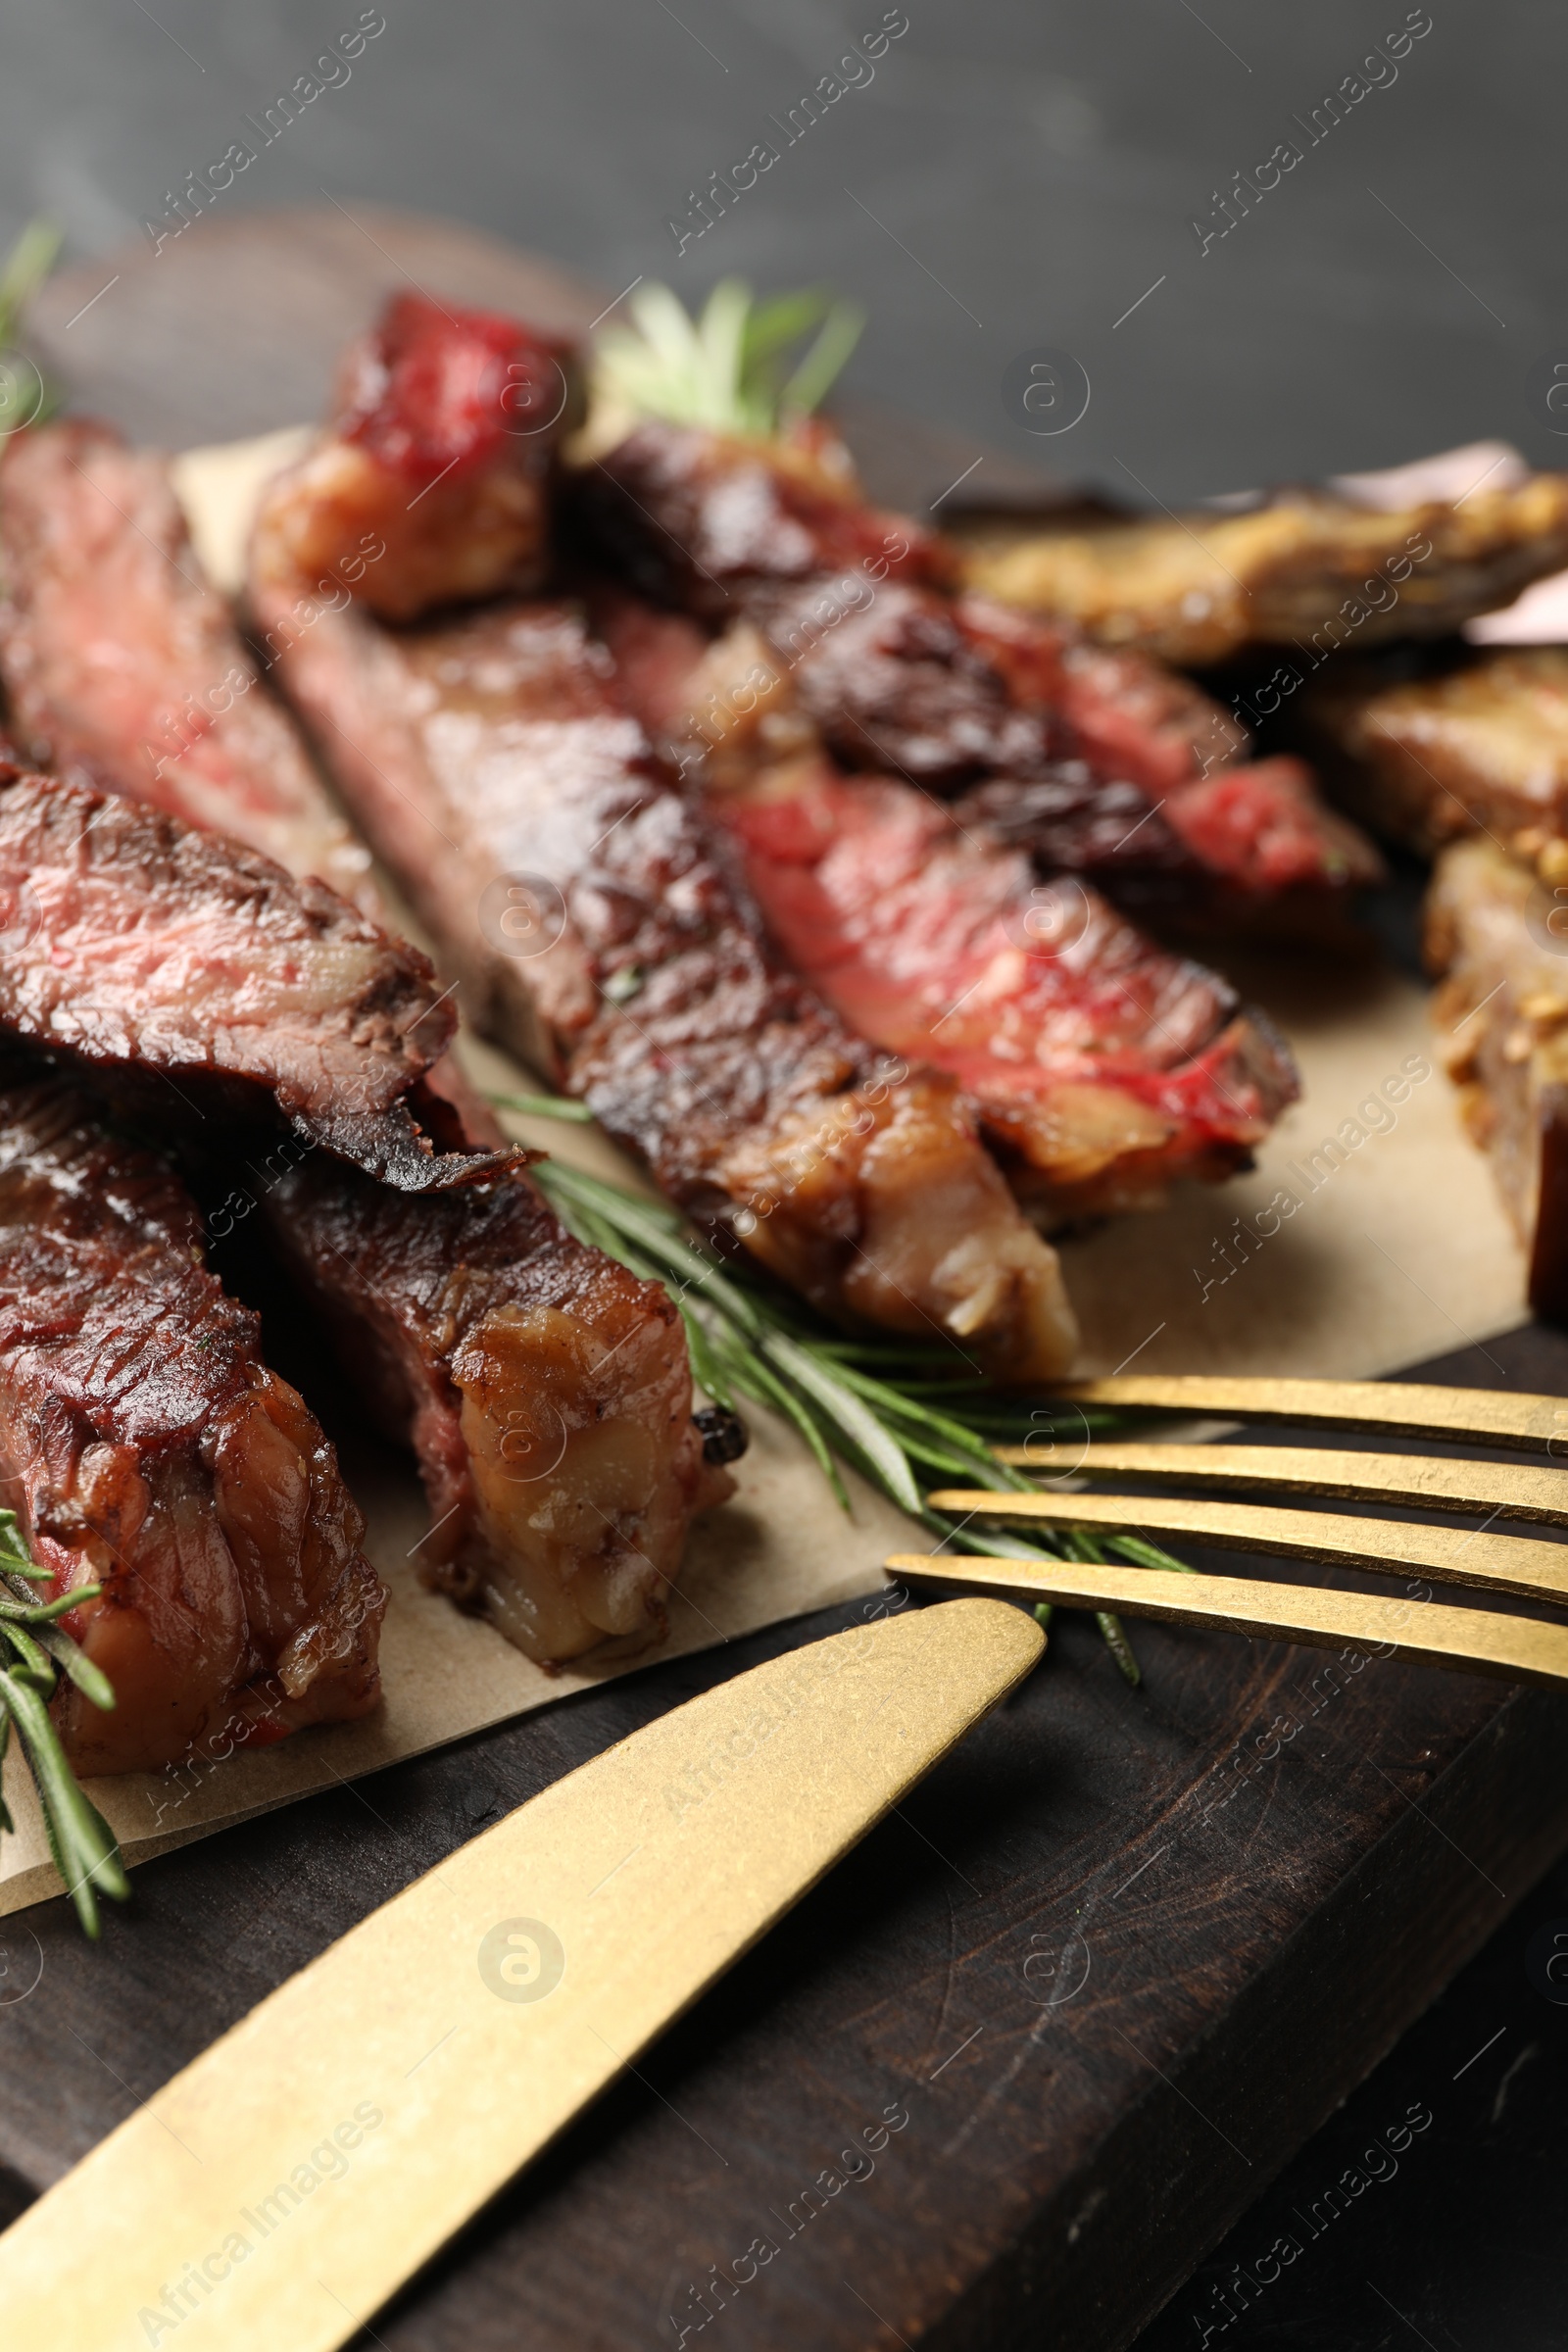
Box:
(0, 1593), (1041, 2352)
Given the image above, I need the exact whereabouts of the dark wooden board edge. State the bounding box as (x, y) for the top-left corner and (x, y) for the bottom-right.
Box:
(935, 1673), (1568, 2350)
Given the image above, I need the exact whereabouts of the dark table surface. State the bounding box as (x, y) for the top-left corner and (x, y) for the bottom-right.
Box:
(1, 11), (1564, 2342)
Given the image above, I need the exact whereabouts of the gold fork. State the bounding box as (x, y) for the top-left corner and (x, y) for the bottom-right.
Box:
(894, 1373), (1568, 1686)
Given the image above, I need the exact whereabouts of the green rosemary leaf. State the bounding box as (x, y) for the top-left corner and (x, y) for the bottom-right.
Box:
(1106, 1533), (1197, 1577)
(534, 1160), (766, 1338)
(0, 1582), (103, 1623)
(718, 1332), (851, 1509)
(779, 298), (865, 419)
(0, 1667), (127, 1936)
(27, 1622), (117, 1711)
(0, 1619), (54, 1683)
(759, 1331), (922, 1516)
(488, 1090), (596, 1122)
(594, 278), (863, 441)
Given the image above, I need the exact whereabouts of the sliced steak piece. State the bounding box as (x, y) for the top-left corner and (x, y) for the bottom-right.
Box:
(260, 292), (578, 622)
(0, 416), (378, 912)
(0, 1058), (384, 1774)
(1306, 647), (1568, 858)
(1426, 834), (1568, 1318)
(571, 417), (1379, 931)
(0, 762), (512, 1190)
(265, 1151), (719, 1664)
(0, 453), (722, 1670)
(247, 546), (1075, 1373)
(594, 596), (1298, 1221)
(951, 468), (1568, 665)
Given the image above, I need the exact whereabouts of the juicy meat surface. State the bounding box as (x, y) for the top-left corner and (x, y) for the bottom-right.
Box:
(572, 419), (1379, 927)
(1426, 834), (1568, 1318)
(953, 474), (1568, 665)
(0, 418), (378, 911)
(267, 1152), (719, 1663)
(270, 294), (578, 622)
(1306, 648), (1568, 857)
(0, 762), (512, 1190)
(571, 416), (950, 624)
(249, 470), (1077, 1375)
(0, 428), (720, 1669)
(595, 597), (1299, 1218)
(0, 1064), (384, 1774)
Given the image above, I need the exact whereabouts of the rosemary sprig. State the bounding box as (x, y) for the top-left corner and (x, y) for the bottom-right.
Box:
(0, 218), (62, 436)
(510, 1098), (1195, 1685)
(0, 1512), (127, 1936)
(591, 278), (864, 442)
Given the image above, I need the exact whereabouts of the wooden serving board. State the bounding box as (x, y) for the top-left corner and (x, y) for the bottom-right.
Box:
(3, 211), (1566, 2351)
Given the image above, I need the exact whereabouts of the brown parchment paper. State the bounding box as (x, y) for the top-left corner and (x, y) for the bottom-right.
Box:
(0, 449), (1530, 1919)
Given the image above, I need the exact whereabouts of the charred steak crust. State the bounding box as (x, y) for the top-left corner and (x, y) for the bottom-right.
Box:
(0, 1062), (385, 1774)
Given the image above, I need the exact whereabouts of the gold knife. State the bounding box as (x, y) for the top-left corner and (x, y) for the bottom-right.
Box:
(0, 1595), (1041, 2352)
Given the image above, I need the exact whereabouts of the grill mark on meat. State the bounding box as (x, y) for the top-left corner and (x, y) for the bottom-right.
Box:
(249, 476), (1077, 1373)
(592, 593), (1299, 1219)
(0, 1059), (384, 1774)
(0, 761), (513, 1190)
(0, 431), (721, 1669)
(571, 420), (1380, 928)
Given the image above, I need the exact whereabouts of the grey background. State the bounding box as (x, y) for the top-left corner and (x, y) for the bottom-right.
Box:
(1, 0), (1560, 502)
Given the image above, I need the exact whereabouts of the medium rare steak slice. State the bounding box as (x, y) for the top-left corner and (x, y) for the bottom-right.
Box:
(249, 297), (1077, 1376)
(0, 464), (723, 1667)
(246, 567), (1074, 1372)
(0, 1059), (384, 1774)
(1305, 647), (1568, 858)
(265, 1152), (719, 1663)
(571, 417), (1379, 930)
(0, 763), (512, 1190)
(596, 598), (1298, 1219)
(0, 417), (378, 913)
(1426, 834), (1568, 1319)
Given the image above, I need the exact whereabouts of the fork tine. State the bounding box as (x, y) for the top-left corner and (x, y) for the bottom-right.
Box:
(1039, 1375), (1568, 1452)
(886, 1554), (1568, 1688)
(921, 1489), (1568, 1608)
(990, 1443), (1568, 1527)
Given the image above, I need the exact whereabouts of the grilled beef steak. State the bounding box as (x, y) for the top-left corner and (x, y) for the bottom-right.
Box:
(0, 416), (379, 912)
(243, 553), (1075, 1374)
(571, 416), (1380, 932)
(256, 293), (578, 623)
(0, 471), (723, 1663)
(0, 762), (510, 1191)
(596, 594), (1298, 1219)
(1306, 647), (1568, 858)
(951, 470), (1568, 666)
(0, 1060), (384, 1774)
(266, 1152), (716, 1662)
(1427, 834), (1568, 1319)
